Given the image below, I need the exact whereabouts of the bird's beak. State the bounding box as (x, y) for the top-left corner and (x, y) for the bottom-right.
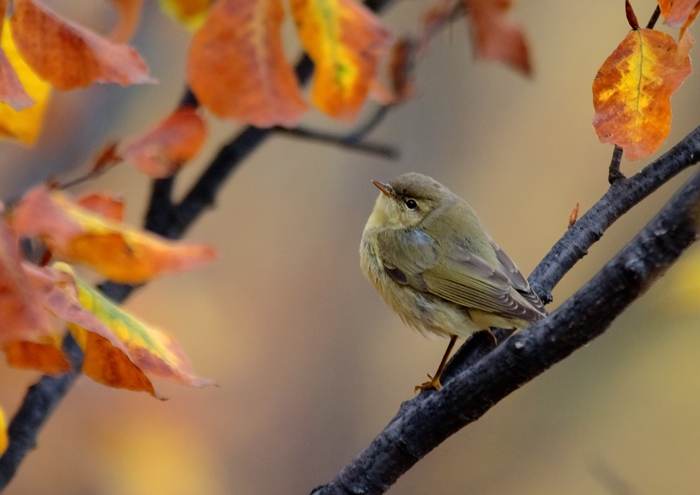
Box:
(372, 180), (394, 197)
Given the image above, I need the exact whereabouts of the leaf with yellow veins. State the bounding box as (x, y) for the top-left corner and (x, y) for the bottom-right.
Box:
(592, 28), (692, 160)
(187, 0), (308, 127)
(290, 0), (391, 122)
(51, 263), (210, 397)
(12, 186), (216, 284)
(0, 20), (51, 144)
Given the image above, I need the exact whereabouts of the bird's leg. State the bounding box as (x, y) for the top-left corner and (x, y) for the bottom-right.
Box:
(415, 334), (458, 392)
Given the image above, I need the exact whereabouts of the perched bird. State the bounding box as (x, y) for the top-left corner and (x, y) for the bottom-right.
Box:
(360, 172), (546, 391)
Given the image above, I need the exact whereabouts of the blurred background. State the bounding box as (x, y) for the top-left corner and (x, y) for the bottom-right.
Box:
(1, 0), (700, 493)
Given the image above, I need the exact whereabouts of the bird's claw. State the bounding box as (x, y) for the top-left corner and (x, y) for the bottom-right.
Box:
(414, 373), (442, 393)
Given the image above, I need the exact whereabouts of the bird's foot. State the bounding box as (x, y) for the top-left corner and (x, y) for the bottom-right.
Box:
(414, 373), (442, 393)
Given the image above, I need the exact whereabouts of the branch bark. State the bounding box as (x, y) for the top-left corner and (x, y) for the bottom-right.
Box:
(311, 151), (700, 495)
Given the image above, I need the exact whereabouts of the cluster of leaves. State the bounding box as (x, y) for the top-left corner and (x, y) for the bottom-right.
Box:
(2, 185), (214, 389)
(0, 0), (534, 460)
(592, 1), (697, 161)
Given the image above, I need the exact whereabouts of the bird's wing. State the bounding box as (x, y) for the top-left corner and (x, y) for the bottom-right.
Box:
(374, 229), (439, 292)
(421, 244), (545, 322)
(491, 240), (547, 317)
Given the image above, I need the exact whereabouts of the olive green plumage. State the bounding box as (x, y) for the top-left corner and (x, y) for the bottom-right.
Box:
(360, 172), (546, 389)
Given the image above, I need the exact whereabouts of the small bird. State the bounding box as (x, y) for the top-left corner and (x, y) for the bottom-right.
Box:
(360, 172), (546, 391)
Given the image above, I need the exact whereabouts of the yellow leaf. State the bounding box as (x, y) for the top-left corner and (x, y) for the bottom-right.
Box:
(592, 29), (693, 160)
(53, 263), (210, 397)
(157, 0), (211, 31)
(0, 407), (6, 455)
(0, 20), (51, 145)
(290, 0), (391, 122)
(12, 186), (216, 284)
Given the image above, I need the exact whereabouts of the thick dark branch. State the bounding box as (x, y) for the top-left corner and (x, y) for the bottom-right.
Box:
(312, 160), (700, 495)
(530, 124), (700, 304)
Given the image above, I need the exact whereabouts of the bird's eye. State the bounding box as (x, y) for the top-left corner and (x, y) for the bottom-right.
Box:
(405, 199), (418, 210)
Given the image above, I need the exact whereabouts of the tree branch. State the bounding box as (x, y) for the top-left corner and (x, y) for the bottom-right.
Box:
(530, 123), (700, 304)
(311, 157), (700, 495)
(273, 124), (398, 159)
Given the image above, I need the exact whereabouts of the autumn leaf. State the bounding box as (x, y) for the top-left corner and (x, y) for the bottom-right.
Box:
(109, 0), (145, 43)
(592, 28), (692, 160)
(659, 0), (700, 28)
(290, 0), (391, 122)
(76, 193), (125, 222)
(4, 338), (71, 375)
(52, 263), (210, 397)
(0, 20), (51, 144)
(12, 186), (216, 283)
(463, 0), (531, 74)
(158, 0), (211, 31)
(0, 219), (53, 345)
(10, 0), (154, 90)
(187, 0), (308, 128)
(121, 107), (207, 177)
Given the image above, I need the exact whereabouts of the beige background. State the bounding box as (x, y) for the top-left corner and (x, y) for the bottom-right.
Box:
(2, 0), (700, 493)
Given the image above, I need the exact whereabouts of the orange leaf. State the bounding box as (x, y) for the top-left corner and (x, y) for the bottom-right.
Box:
(187, 0), (307, 128)
(4, 338), (70, 375)
(680, 4), (700, 39)
(0, 20), (51, 144)
(52, 263), (210, 397)
(592, 29), (692, 160)
(658, 0), (672, 18)
(76, 327), (157, 395)
(13, 186), (216, 283)
(0, 219), (53, 344)
(109, 0), (145, 43)
(290, 0), (391, 122)
(76, 193), (125, 222)
(463, 0), (531, 74)
(10, 0), (154, 90)
(661, 0), (700, 28)
(121, 107), (207, 177)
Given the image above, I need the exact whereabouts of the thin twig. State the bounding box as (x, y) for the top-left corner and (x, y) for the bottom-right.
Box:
(608, 145), (625, 184)
(274, 124), (398, 159)
(646, 5), (662, 29)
